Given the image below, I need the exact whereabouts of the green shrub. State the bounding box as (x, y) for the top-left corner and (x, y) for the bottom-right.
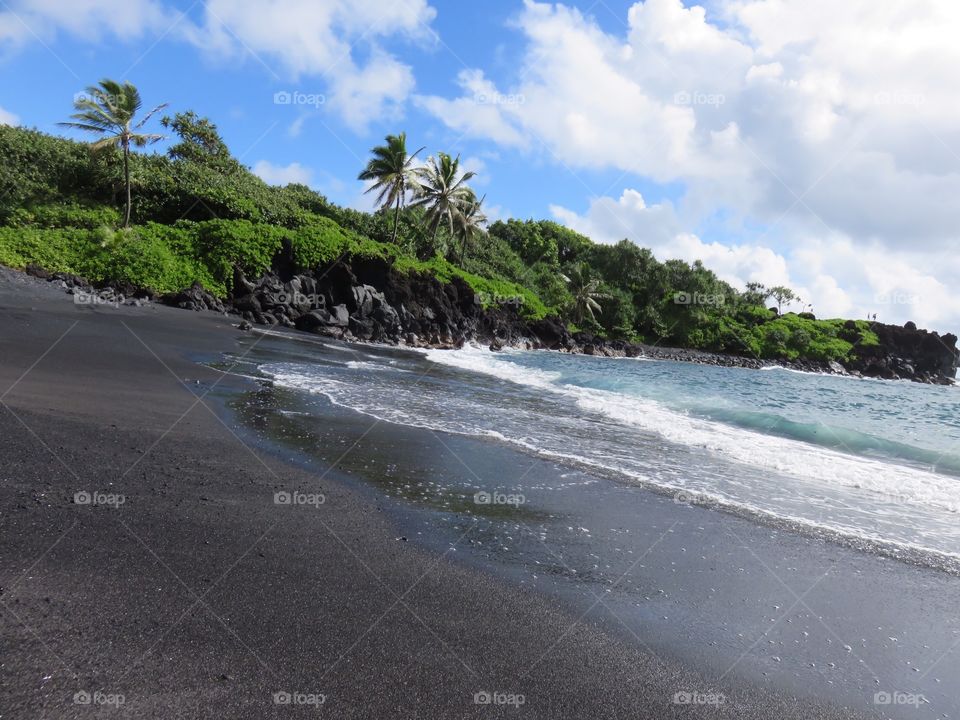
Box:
(102, 227), (218, 293)
(6, 202), (122, 230)
(0, 125), (118, 222)
(193, 219), (289, 289)
(0, 226), (103, 276)
(0, 124), (898, 362)
(291, 217), (359, 269)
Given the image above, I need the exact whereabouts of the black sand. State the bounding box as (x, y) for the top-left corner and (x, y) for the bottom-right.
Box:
(0, 268), (928, 718)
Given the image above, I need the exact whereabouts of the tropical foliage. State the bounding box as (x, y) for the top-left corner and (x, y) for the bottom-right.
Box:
(0, 81), (884, 363)
(411, 152), (478, 244)
(357, 132), (423, 243)
(58, 79), (167, 227)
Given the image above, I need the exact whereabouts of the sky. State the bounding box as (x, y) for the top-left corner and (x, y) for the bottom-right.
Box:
(1, 0), (958, 332)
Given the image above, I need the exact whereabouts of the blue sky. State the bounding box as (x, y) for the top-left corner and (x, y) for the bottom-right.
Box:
(1, 0), (672, 222)
(1, 0), (958, 330)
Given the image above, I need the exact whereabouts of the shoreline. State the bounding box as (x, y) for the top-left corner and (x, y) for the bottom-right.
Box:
(221, 344), (960, 718)
(0, 266), (890, 718)
(14, 262), (958, 385)
(245, 325), (960, 575)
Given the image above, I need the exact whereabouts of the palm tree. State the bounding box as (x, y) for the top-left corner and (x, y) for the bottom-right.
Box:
(411, 152), (476, 245)
(59, 79), (167, 227)
(564, 263), (607, 325)
(358, 132), (425, 243)
(454, 191), (488, 264)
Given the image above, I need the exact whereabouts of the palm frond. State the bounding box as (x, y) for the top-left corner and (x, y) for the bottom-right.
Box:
(89, 136), (121, 152)
(57, 121), (116, 135)
(130, 133), (165, 148)
(136, 103), (169, 129)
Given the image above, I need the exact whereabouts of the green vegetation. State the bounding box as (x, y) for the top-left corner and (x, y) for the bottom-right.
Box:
(0, 78), (882, 362)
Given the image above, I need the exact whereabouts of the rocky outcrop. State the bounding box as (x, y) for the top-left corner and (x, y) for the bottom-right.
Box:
(214, 257), (541, 350)
(162, 281), (226, 314)
(214, 260), (957, 383)
(20, 259), (959, 384)
(25, 264), (152, 307)
(843, 320), (958, 384)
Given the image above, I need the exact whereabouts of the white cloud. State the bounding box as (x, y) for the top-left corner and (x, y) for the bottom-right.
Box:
(325, 49), (415, 131)
(550, 189), (681, 249)
(252, 160), (313, 186)
(183, 0), (436, 131)
(0, 0), (169, 49)
(551, 189), (791, 291)
(413, 70), (528, 147)
(552, 190), (957, 329)
(419, 0), (960, 330)
(0, 105), (18, 125)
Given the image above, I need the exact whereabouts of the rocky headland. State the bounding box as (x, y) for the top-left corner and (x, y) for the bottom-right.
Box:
(22, 258), (958, 385)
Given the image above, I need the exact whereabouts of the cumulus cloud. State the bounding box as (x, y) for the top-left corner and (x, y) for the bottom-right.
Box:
(182, 0), (436, 131)
(413, 70), (528, 147)
(419, 0), (960, 330)
(551, 189), (956, 329)
(0, 0), (170, 50)
(252, 160), (313, 186)
(550, 188), (792, 290)
(550, 189), (681, 249)
(0, 105), (18, 125)
(324, 49), (415, 131)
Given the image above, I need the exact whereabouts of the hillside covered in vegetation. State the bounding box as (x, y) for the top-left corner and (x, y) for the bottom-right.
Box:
(0, 81), (898, 365)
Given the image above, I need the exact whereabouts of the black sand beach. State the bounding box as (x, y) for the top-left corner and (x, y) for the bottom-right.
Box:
(1, 268), (952, 718)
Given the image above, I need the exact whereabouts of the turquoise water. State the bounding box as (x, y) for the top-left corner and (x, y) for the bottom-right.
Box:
(259, 341), (960, 562)
(507, 352), (960, 476)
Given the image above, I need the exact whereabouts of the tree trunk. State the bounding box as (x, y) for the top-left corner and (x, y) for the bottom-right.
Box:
(392, 195), (401, 243)
(123, 140), (131, 228)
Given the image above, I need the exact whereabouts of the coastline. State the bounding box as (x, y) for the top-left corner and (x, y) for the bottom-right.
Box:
(17, 262), (959, 385)
(246, 324), (960, 574)
(0, 267), (898, 719)
(227, 327), (960, 717)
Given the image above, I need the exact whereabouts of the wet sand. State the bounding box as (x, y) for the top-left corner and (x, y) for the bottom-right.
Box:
(0, 267), (941, 718)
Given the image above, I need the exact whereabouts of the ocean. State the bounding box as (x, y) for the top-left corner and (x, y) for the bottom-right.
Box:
(255, 339), (960, 567)
(211, 331), (960, 717)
